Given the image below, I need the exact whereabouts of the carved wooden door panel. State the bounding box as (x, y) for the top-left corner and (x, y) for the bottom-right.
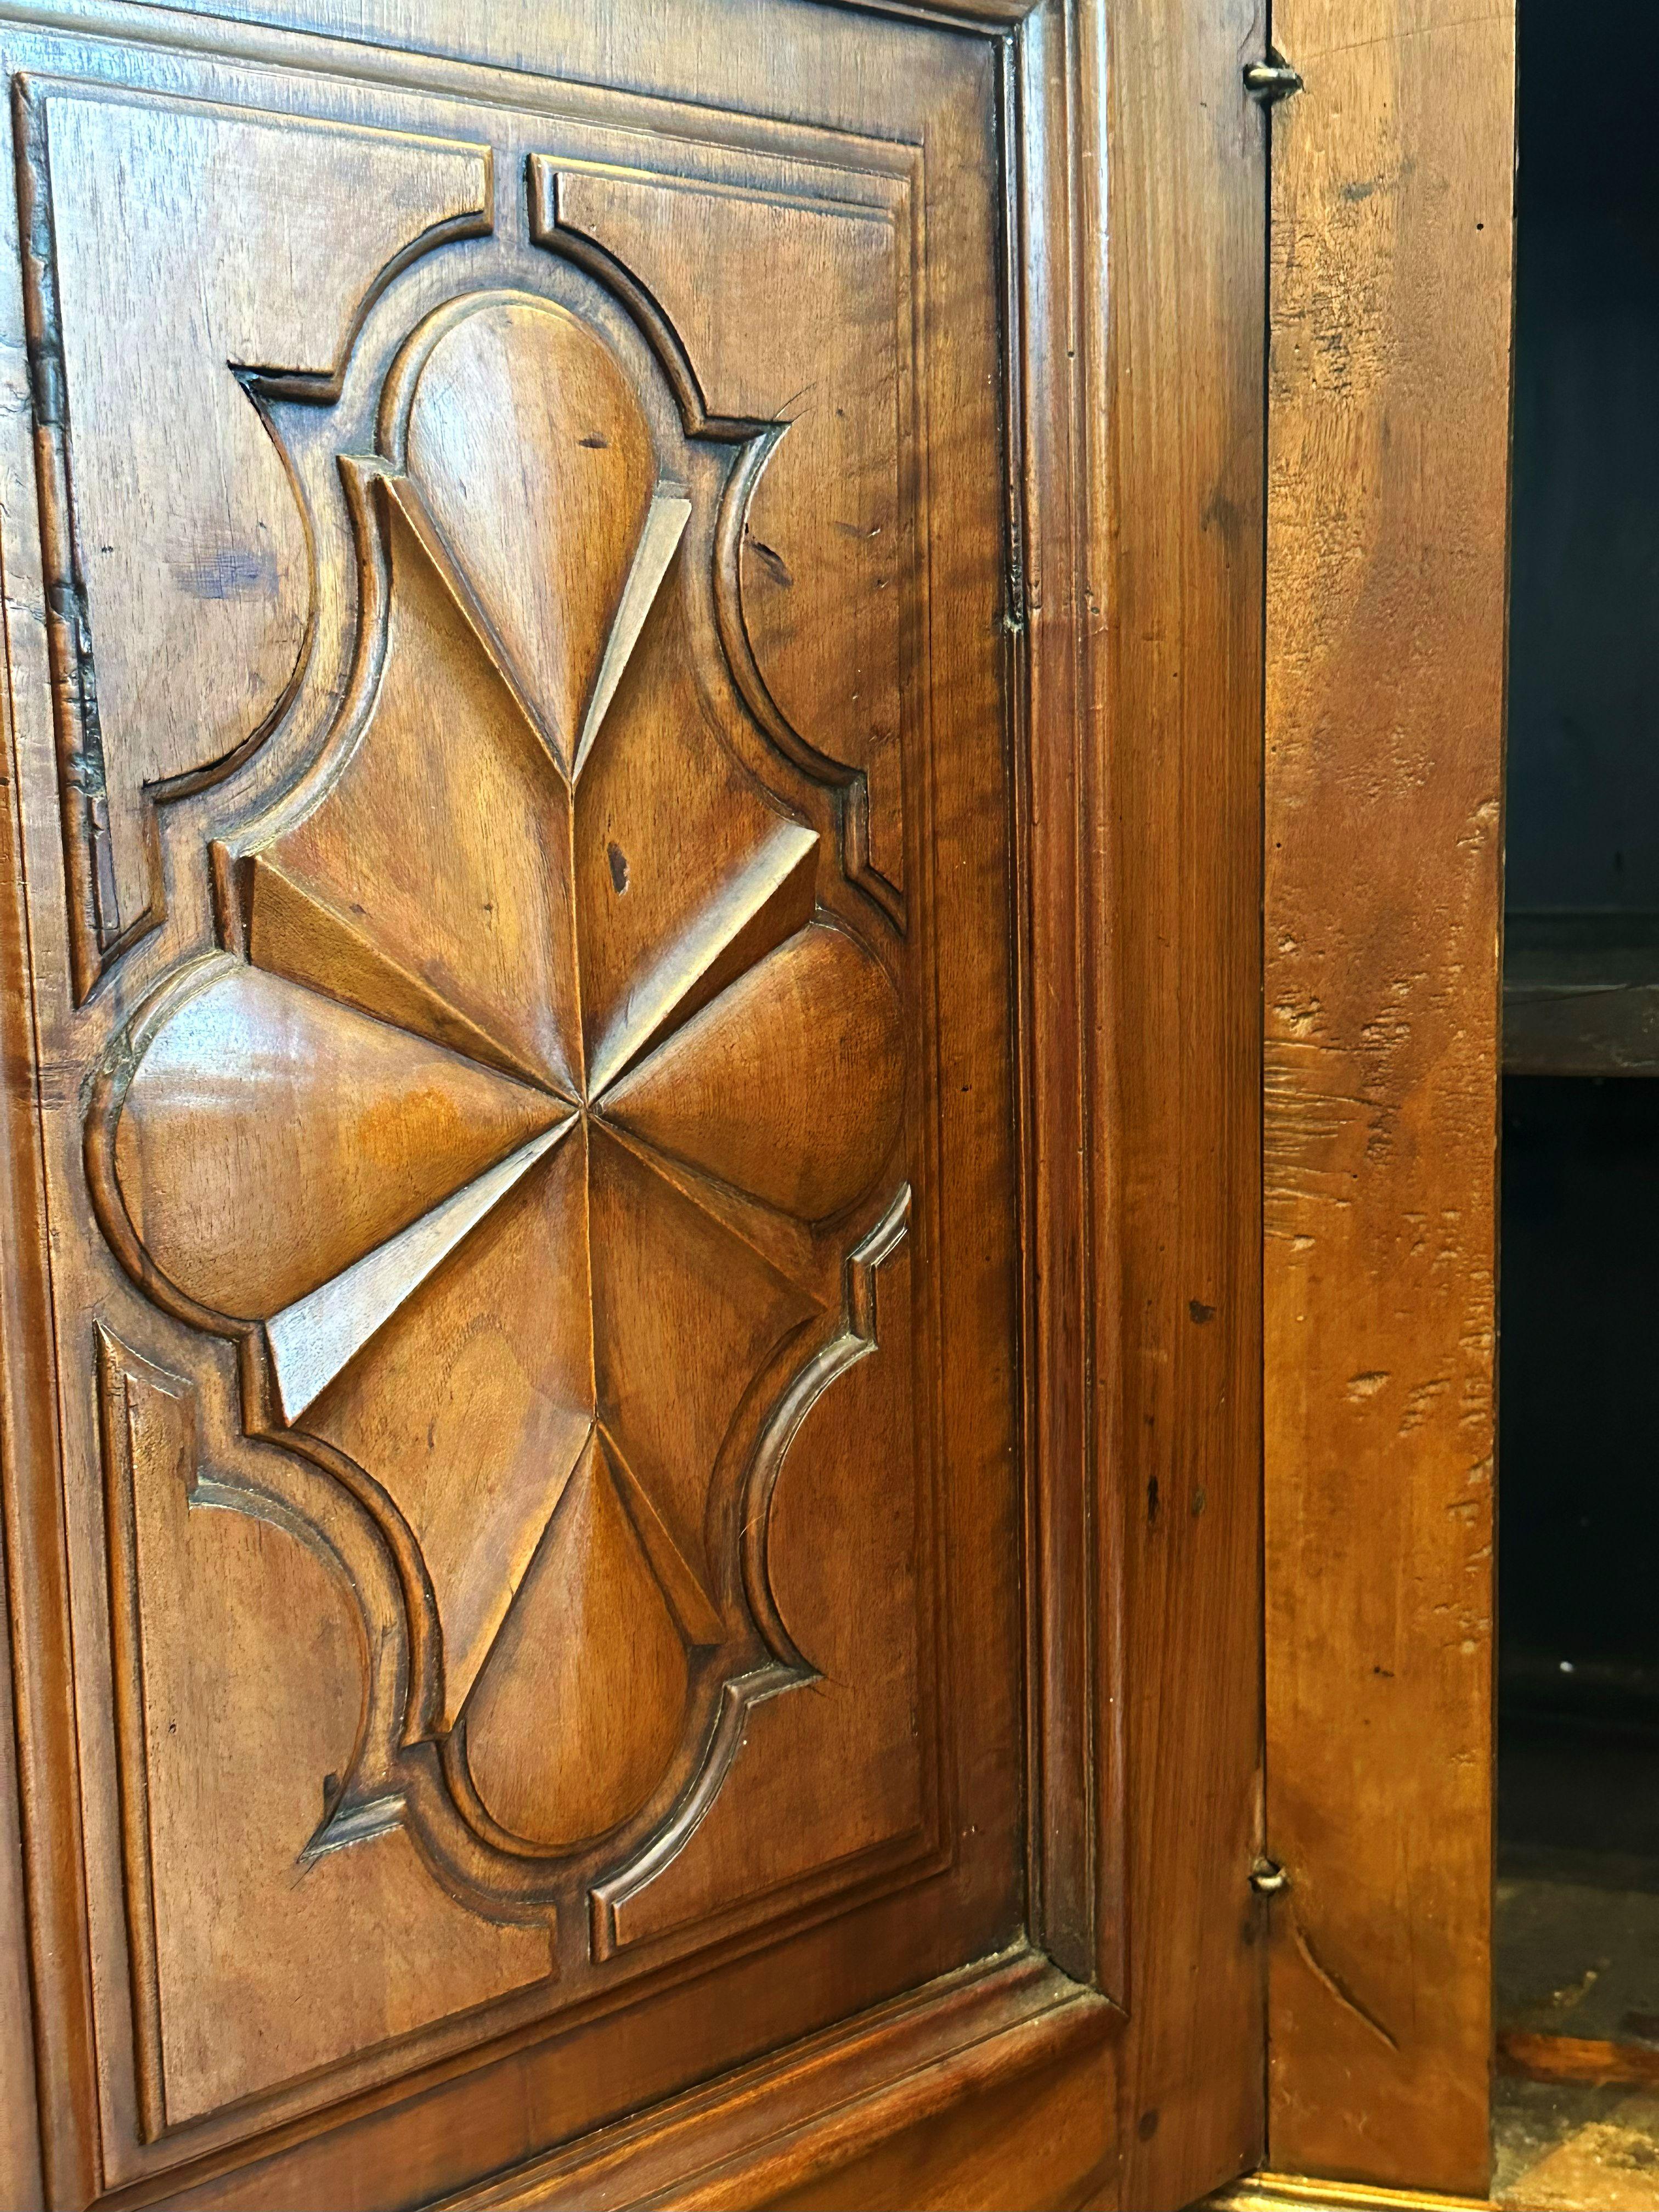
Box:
(0, 2), (1269, 2208)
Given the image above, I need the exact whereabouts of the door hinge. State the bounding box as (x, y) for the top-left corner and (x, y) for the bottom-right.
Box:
(1244, 52), (1304, 106)
(1249, 1857), (1290, 1897)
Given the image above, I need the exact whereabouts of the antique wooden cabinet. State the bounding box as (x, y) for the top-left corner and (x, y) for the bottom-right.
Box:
(0, 1), (1271, 2207)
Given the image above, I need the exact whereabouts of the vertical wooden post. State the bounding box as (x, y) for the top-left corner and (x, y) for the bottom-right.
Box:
(1098, 0), (1269, 2199)
(1262, 0), (1515, 2190)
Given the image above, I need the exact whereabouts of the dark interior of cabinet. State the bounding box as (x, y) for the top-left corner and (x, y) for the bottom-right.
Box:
(1497, 0), (1659, 2191)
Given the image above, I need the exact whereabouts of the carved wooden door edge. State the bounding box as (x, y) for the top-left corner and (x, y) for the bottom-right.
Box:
(0, 6), (1113, 2205)
(422, 1949), (1117, 2212)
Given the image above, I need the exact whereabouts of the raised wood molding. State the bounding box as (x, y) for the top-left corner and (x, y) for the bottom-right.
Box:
(1011, 0), (1104, 1996)
(1262, 0), (1514, 2192)
(0, 409), (92, 2205)
(1210, 2174), (1492, 2212)
(424, 1950), (1114, 2211)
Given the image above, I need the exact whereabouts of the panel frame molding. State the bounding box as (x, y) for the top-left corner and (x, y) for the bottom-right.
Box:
(425, 1948), (1111, 2212)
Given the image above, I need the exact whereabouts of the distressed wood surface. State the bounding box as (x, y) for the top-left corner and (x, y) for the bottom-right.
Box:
(1262, 0), (1514, 2190)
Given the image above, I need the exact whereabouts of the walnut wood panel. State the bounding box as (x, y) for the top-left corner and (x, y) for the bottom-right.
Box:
(0, 253), (88, 2191)
(15, 78), (492, 1000)
(97, 1328), (553, 2136)
(149, 1953), (1111, 2212)
(533, 161), (910, 913)
(0, 1), (1271, 2206)
(0, 480), (44, 2202)
(759, 2045), (1113, 2212)
(1262, 0), (1514, 2192)
(0, 9), (1053, 2207)
(424, 1952), (1109, 2211)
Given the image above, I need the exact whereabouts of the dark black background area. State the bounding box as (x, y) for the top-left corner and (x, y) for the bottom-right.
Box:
(1500, 0), (1659, 1858)
(1507, 0), (1659, 913)
(1502, 1080), (1659, 1675)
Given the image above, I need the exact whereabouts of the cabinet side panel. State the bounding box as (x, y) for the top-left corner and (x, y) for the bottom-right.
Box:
(1263, 0), (1514, 2190)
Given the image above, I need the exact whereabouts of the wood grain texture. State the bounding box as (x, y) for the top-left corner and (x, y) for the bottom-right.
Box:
(0, 0), (1271, 2203)
(404, 296), (659, 774)
(16, 80), (490, 997)
(108, 963), (567, 1319)
(0, 1371), (42, 2209)
(1209, 2175), (1494, 2212)
(1262, 0), (1515, 2190)
(78, 74), (944, 1946)
(97, 1328), (553, 2134)
(846, 0), (1041, 23)
(0, 274), (94, 2199)
(253, 467), (585, 1092)
(421, 1951), (1113, 2212)
(534, 158), (910, 912)
(760, 2042), (1113, 2212)
(304, 1127), (593, 1716)
(0, 7), (1043, 2204)
(1090, 0), (1269, 2197)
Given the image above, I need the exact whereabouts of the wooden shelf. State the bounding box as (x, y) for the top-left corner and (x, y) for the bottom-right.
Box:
(1504, 911), (1659, 1075)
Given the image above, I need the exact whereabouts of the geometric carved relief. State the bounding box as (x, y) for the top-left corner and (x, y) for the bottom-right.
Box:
(597, 1210), (918, 1955)
(95, 1329), (550, 2132)
(89, 289), (908, 1904)
(0, 14), (1036, 2179)
(534, 163), (910, 921)
(16, 81), (492, 996)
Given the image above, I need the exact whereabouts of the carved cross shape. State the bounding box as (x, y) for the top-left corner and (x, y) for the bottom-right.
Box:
(99, 298), (904, 1855)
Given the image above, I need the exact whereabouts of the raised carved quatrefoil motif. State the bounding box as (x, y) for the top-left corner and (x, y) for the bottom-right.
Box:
(92, 295), (905, 1880)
